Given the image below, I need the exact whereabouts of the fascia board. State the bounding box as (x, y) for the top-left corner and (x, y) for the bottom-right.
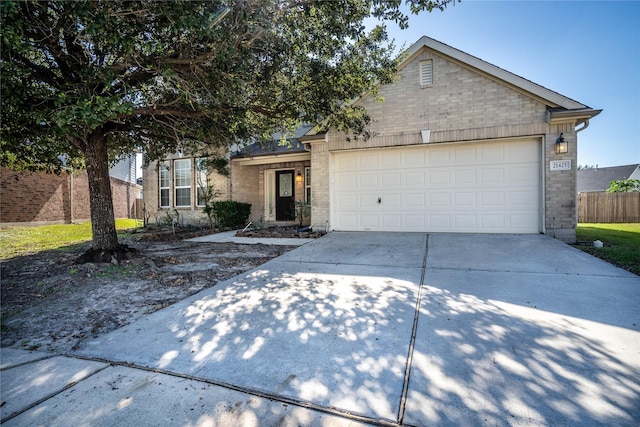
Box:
(231, 152), (310, 166)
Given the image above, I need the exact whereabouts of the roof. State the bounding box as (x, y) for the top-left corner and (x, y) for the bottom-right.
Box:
(577, 164), (640, 193)
(231, 139), (308, 158)
(231, 124), (313, 159)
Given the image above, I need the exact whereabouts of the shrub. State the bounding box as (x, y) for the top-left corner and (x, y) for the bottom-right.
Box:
(212, 201), (251, 228)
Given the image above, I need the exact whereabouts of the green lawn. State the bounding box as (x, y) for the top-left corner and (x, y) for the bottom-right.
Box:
(0, 219), (142, 260)
(575, 223), (640, 275)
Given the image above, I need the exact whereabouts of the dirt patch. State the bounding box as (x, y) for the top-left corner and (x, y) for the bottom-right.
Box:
(0, 233), (296, 353)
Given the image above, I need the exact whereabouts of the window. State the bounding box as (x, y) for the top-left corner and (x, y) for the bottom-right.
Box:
(174, 159), (191, 207)
(305, 167), (311, 203)
(196, 158), (208, 207)
(419, 59), (433, 87)
(159, 161), (170, 208)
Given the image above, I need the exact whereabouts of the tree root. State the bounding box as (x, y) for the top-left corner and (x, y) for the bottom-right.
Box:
(75, 244), (138, 265)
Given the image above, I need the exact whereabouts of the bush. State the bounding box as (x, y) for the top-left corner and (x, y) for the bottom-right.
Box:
(212, 201), (251, 228)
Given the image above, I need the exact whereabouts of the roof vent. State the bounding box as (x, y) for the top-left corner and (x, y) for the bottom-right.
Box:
(420, 60), (433, 87)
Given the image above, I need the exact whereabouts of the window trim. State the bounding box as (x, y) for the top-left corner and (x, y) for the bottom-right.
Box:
(305, 167), (311, 203)
(196, 157), (208, 207)
(173, 158), (192, 208)
(159, 161), (170, 208)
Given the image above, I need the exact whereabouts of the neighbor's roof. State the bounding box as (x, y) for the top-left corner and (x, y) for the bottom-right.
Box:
(577, 164), (640, 193)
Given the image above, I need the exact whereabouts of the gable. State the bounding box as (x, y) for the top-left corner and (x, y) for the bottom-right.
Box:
(334, 46), (548, 146)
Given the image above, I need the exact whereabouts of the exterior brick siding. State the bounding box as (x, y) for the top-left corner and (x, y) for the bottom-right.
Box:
(309, 46), (583, 241)
(1, 167), (141, 225)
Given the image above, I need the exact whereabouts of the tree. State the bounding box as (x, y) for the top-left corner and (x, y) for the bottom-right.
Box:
(607, 179), (640, 193)
(1, 0), (454, 258)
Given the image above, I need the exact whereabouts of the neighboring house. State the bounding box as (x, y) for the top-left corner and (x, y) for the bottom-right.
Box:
(577, 164), (640, 193)
(144, 36), (601, 242)
(1, 155), (142, 225)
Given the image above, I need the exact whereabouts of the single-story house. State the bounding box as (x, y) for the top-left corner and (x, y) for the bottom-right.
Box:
(1, 155), (142, 226)
(143, 36), (601, 242)
(577, 164), (640, 193)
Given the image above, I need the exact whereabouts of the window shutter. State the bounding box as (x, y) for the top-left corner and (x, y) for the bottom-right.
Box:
(420, 60), (433, 87)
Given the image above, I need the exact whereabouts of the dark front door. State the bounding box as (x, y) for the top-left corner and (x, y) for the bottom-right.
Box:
(275, 170), (295, 221)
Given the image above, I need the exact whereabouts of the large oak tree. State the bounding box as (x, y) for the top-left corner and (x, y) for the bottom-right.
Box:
(1, 0), (453, 257)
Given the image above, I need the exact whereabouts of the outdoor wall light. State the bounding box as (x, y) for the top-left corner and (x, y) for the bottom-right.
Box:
(555, 133), (568, 154)
(296, 171), (303, 183)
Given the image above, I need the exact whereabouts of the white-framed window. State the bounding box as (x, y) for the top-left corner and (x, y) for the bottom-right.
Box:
(174, 158), (192, 207)
(159, 161), (170, 208)
(419, 59), (433, 88)
(196, 157), (208, 207)
(305, 167), (311, 203)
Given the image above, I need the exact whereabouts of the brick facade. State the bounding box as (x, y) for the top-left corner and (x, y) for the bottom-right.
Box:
(142, 37), (598, 241)
(231, 160), (311, 225)
(1, 167), (141, 225)
(143, 153), (230, 227)
(306, 43), (593, 242)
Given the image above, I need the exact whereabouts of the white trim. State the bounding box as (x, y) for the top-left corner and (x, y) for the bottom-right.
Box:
(232, 152), (310, 166)
(264, 169), (276, 221)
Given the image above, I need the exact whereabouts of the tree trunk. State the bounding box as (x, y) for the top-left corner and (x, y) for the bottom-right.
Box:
(83, 134), (119, 251)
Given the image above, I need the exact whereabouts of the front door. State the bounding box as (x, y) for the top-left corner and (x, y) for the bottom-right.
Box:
(275, 170), (295, 221)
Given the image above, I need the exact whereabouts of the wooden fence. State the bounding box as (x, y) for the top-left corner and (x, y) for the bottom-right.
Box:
(578, 192), (640, 223)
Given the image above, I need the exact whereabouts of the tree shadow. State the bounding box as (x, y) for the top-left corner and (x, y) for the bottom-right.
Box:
(153, 261), (423, 422)
(405, 282), (640, 426)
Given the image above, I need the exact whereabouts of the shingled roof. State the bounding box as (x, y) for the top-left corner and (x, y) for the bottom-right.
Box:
(577, 164), (640, 192)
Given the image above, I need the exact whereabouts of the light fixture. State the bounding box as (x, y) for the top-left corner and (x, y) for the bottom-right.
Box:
(555, 133), (568, 154)
(296, 171), (303, 183)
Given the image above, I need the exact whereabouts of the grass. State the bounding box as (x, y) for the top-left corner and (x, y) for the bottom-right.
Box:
(0, 219), (143, 260)
(575, 223), (640, 275)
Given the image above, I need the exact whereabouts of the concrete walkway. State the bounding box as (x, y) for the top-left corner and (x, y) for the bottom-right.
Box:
(2, 233), (639, 426)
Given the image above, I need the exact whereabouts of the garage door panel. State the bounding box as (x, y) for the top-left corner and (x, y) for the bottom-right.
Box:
(405, 193), (426, 207)
(382, 172), (402, 187)
(405, 171), (426, 186)
(453, 147), (477, 165)
(481, 192), (506, 207)
(455, 192), (477, 207)
(335, 173), (357, 190)
(430, 193), (451, 207)
(429, 170), (451, 185)
(332, 139), (540, 233)
(359, 173), (378, 188)
(454, 169), (477, 185)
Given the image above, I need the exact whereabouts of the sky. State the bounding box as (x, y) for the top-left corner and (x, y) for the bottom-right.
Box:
(377, 0), (640, 168)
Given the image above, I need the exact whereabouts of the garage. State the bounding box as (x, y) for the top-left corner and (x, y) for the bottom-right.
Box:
(331, 139), (541, 233)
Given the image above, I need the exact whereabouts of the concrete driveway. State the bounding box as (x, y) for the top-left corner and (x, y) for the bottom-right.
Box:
(2, 233), (639, 426)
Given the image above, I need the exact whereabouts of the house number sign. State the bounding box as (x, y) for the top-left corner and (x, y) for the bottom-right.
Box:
(550, 160), (571, 171)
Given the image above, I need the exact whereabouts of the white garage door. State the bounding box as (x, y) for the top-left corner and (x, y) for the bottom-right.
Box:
(332, 139), (541, 233)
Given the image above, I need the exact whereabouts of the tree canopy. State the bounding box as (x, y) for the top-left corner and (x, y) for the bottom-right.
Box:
(1, 0), (454, 254)
(607, 179), (640, 193)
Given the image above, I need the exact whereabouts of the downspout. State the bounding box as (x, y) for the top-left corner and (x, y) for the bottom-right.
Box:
(576, 119), (590, 133)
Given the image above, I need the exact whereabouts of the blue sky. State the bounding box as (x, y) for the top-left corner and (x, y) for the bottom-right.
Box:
(378, 0), (640, 168)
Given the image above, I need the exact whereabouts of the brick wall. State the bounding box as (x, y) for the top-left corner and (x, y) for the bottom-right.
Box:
(1, 167), (70, 224)
(1, 167), (141, 225)
(143, 154), (230, 227)
(311, 46), (580, 241)
(231, 160), (310, 224)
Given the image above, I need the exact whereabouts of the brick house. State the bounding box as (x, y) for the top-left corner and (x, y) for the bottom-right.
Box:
(1, 155), (142, 225)
(143, 36), (600, 242)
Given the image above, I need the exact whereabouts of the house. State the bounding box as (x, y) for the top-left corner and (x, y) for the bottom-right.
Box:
(143, 36), (601, 242)
(577, 164), (640, 193)
(1, 155), (142, 225)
